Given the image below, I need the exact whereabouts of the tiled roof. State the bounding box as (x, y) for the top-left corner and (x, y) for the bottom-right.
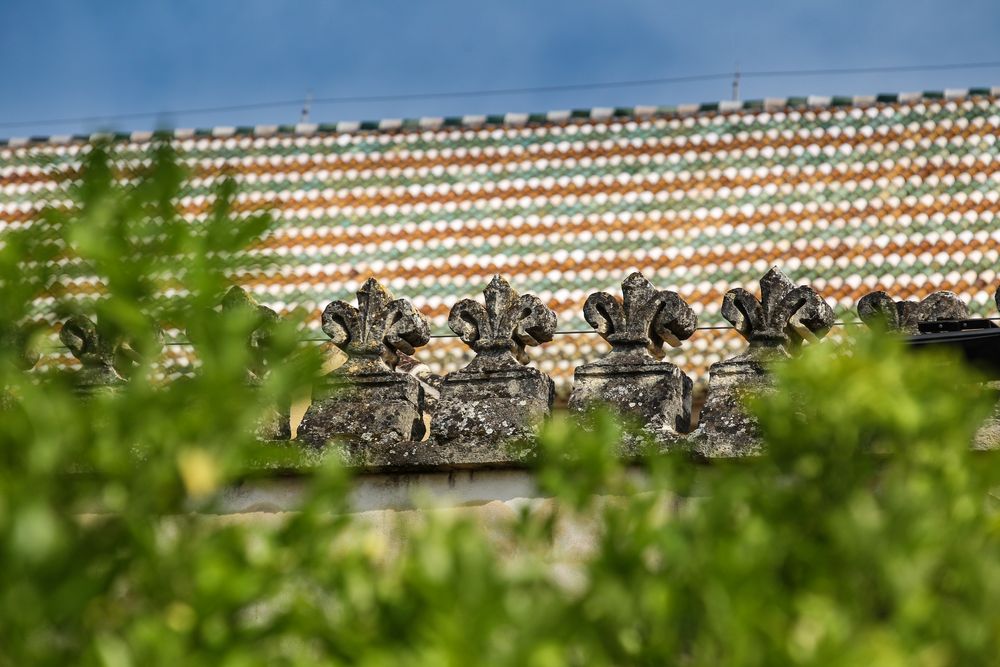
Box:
(3, 88), (1000, 394)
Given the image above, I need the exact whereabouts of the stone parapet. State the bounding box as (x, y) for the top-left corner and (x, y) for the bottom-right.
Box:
(42, 273), (1000, 462)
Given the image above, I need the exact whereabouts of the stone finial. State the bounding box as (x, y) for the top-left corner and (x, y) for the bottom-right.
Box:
(297, 278), (432, 448)
(693, 267), (834, 457)
(219, 286), (290, 440)
(721, 266), (835, 356)
(0, 324), (39, 411)
(583, 272), (697, 360)
(0, 324), (39, 372)
(570, 272), (697, 440)
(448, 275), (556, 370)
(59, 315), (143, 391)
(221, 286), (281, 381)
(857, 290), (969, 333)
(323, 277), (431, 373)
(429, 276), (557, 462)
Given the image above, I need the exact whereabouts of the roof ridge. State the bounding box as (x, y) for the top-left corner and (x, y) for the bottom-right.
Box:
(3, 86), (999, 148)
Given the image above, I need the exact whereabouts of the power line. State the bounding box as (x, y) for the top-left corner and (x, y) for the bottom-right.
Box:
(0, 72), (732, 130)
(747, 61), (1000, 79)
(43, 317), (1000, 351)
(153, 318), (1000, 346)
(3, 59), (1000, 131)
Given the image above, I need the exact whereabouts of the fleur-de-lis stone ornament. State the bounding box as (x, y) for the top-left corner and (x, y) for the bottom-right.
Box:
(693, 267), (835, 457)
(856, 288), (1000, 450)
(0, 324), (39, 373)
(219, 286), (290, 440)
(569, 272), (697, 439)
(297, 277), (431, 450)
(59, 314), (150, 394)
(219, 286), (281, 379)
(857, 290), (969, 334)
(429, 276), (557, 461)
(0, 324), (40, 410)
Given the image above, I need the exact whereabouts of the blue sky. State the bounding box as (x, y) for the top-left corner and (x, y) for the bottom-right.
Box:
(1, 0), (999, 138)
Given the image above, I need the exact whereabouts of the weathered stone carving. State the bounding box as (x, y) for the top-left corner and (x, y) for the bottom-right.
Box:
(429, 275), (557, 461)
(0, 324), (39, 372)
(59, 315), (148, 394)
(219, 286), (291, 440)
(974, 285), (1000, 450)
(976, 381), (1000, 451)
(0, 324), (39, 409)
(857, 290), (969, 333)
(569, 272), (696, 440)
(692, 267), (835, 456)
(297, 278), (431, 448)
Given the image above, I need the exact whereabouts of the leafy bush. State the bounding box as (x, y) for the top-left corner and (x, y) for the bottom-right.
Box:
(0, 145), (997, 665)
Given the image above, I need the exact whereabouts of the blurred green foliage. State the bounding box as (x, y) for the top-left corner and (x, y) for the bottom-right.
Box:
(0, 145), (998, 665)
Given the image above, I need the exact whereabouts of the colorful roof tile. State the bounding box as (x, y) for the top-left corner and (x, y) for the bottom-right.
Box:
(3, 88), (1000, 394)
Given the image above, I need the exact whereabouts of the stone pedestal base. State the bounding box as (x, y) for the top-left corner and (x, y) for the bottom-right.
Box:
(67, 365), (126, 398)
(975, 415), (1000, 450)
(429, 365), (553, 463)
(974, 382), (1000, 451)
(690, 356), (773, 457)
(569, 360), (692, 438)
(297, 372), (425, 447)
(255, 405), (291, 442)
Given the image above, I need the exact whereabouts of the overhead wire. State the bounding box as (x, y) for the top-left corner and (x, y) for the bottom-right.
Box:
(3, 59), (1000, 130)
(147, 317), (1000, 346)
(37, 317), (1000, 352)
